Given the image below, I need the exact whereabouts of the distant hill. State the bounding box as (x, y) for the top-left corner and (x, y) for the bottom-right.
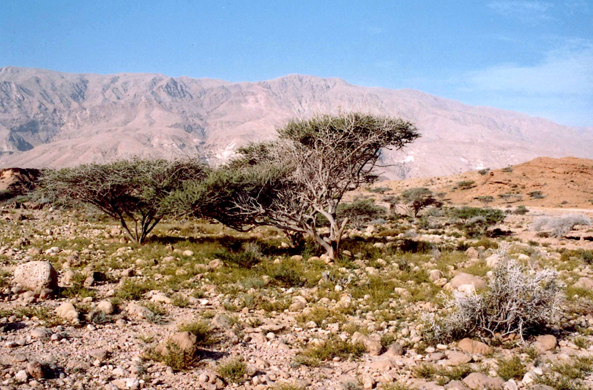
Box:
(1, 66), (592, 178)
(374, 157), (593, 209)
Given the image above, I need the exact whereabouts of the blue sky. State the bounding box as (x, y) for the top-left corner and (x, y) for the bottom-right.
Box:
(1, 0), (591, 126)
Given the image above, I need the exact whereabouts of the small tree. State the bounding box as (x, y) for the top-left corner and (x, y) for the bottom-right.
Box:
(41, 158), (208, 244)
(398, 187), (442, 217)
(177, 113), (419, 259)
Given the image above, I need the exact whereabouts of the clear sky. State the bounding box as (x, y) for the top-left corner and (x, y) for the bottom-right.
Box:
(1, 0), (592, 126)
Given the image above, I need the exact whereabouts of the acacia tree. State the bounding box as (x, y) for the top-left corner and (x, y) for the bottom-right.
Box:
(178, 113), (419, 259)
(41, 158), (208, 244)
(396, 187), (442, 217)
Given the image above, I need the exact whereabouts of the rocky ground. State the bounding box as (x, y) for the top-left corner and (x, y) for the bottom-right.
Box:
(1, 205), (593, 390)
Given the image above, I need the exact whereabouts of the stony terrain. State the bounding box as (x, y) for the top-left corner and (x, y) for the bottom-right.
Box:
(1, 200), (593, 390)
(1, 66), (593, 179)
(359, 157), (593, 210)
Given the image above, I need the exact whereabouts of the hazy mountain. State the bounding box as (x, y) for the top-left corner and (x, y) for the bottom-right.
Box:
(1, 66), (591, 179)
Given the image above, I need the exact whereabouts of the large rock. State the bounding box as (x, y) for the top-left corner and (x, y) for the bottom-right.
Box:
(56, 302), (79, 323)
(465, 247), (479, 260)
(450, 273), (487, 291)
(352, 332), (382, 356)
(457, 338), (492, 355)
(125, 303), (152, 320)
(462, 373), (504, 389)
(573, 277), (593, 290)
(14, 261), (58, 292)
(533, 335), (557, 352)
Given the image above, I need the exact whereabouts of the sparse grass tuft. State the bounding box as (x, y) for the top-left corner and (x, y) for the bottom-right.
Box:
(496, 355), (526, 381)
(295, 336), (366, 367)
(144, 342), (197, 371)
(216, 356), (247, 384)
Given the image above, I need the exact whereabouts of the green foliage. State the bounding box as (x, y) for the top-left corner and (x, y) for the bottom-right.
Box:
(449, 206), (506, 237)
(474, 196), (494, 206)
(478, 168), (490, 175)
(177, 320), (216, 346)
(502, 166), (514, 173)
(398, 187), (442, 217)
(217, 357), (247, 383)
(512, 205), (529, 215)
(41, 158), (208, 244)
(335, 198), (387, 229)
(456, 180), (475, 190)
(295, 336), (366, 366)
(528, 190), (545, 199)
(115, 279), (153, 301)
(174, 112), (419, 260)
(144, 342), (197, 371)
(496, 356), (526, 381)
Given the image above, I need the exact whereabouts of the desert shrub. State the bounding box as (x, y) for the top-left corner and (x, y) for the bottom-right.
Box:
(177, 320), (216, 346)
(474, 196), (494, 206)
(369, 186), (391, 194)
(498, 193), (522, 203)
(512, 205), (529, 215)
(217, 356), (247, 383)
(502, 166), (514, 173)
(478, 168), (490, 175)
(145, 342), (197, 371)
(336, 199), (387, 229)
(456, 180), (475, 190)
(532, 214), (591, 239)
(424, 259), (562, 344)
(528, 190), (545, 199)
(449, 207), (505, 237)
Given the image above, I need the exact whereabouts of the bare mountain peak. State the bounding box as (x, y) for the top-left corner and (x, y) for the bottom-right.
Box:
(0, 66), (590, 178)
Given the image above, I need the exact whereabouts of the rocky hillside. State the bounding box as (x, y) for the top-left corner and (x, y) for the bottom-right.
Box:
(1, 67), (592, 178)
(373, 157), (593, 209)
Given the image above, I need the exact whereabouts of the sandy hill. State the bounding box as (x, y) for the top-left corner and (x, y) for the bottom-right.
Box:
(1, 67), (592, 178)
(374, 157), (593, 209)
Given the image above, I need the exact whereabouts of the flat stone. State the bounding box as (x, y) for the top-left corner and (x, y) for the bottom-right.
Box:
(457, 338), (492, 355)
(533, 335), (557, 351)
(450, 273), (487, 290)
(463, 373), (504, 390)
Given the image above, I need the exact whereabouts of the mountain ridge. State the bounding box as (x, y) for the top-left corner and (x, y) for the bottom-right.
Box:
(1, 66), (591, 179)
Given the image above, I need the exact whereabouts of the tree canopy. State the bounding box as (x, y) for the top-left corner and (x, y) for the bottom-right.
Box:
(41, 158), (208, 244)
(176, 112), (420, 259)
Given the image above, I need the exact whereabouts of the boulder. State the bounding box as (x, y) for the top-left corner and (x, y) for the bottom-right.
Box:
(14, 261), (58, 293)
(56, 302), (79, 322)
(26, 361), (46, 379)
(573, 277), (593, 290)
(97, 300), (115, 315)
(450, 273), (487, 291)
(429, 270), (443, 282)
(125, 303), (152, 320)
(442, 351), (471, 366)
(457, 338), (492, 355)
(465, 247), (479, 260)
(533, 335), (557, 352)
(462, 373), (504, 389)
(289, 296), (307, 311)
(352, 332), (382, 356)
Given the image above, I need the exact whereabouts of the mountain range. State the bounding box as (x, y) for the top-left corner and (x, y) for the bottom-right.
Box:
(1, 66), (591, 179)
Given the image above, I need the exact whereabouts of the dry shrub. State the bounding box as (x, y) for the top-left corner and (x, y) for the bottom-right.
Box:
(424, 259), (562, 344)
(532, 214), (591, 239)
